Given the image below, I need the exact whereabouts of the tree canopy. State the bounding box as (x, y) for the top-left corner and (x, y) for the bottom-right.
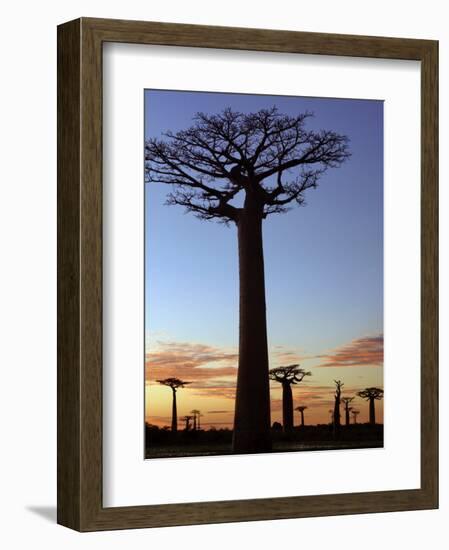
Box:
(357, 387), (384, 401)
(156, 377), (191, 391)
(145, 107), (350, 223)
(269, 364), (312, 385)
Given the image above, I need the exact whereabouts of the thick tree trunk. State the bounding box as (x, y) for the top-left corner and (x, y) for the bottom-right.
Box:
(171, 389), (177, 433)
(345, 406), (350, 425)
(232, 208), (271, 453)
(369, 398), (376, 425)
(282, 382), (294, 432)
(193, 415), (197, 431)
(333, 399), (341, 439)
(334, 403), (340, 427)
(300, 410), (305, 427)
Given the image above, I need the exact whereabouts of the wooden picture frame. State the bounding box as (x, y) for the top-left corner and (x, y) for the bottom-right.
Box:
(57, 17), (438, 531)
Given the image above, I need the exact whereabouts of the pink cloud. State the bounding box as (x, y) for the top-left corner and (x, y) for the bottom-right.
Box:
(316, 335), (383, 368)
(145, 341), (237, 385)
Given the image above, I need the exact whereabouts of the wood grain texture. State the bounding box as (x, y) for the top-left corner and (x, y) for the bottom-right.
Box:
(57, 19), (81, 531)
(57, 17), (439, 532)
(420, 41), (439, 503)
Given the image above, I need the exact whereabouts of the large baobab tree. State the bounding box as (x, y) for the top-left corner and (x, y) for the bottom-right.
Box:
(146, 107), (350, 453)
(333, 380), (344, 438)
(351, 409), (360, 424)
(357, 387), (384, 425)
(341, 396), (355, 426)
(269, 365), (311, 433)
(295, 405), (308, 427)
(156, 377), (191, 433)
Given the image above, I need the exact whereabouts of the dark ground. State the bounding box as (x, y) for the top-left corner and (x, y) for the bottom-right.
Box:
(145, 423), (384, 459)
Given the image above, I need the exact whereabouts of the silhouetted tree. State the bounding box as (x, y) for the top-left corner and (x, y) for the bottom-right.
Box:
(146, 107), (350, 453)
(295, 405), (308, 427)
(341, 396), (355, 426)
(328, 409), (334, 423)
(269, 365), (311, 432)
(351, 409), (360, 424)
(357, 387), (384, 425)
(183, 415), (193, 431)
(333, 380), (344, 438)
(190, 409), (200, 430)
(156, 378), (191, 433)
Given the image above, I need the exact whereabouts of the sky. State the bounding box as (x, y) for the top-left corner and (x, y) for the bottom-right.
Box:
(144, 89), (384, 428)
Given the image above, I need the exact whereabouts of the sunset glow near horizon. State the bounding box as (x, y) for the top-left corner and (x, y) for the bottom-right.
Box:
(144, 89), (384, 429)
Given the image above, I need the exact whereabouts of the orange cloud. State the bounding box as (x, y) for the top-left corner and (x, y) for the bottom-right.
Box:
(190, 385), (236, 401)
(270, 345), (310, 366)
(316, 335), (383, 368)
(146, 338), (383, 419)
(145, 341), (238, 385)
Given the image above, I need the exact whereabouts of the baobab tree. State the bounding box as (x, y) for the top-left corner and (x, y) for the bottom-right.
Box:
(183, 415), (193, 431)
(351, 409), (360, 424)
(357, 387), (384, 425)
(269, 365), (311, 432)
(156, 377), (191, 433)
(190, 409), (201, 430)
(295, 405), (308, 427)
(197, 412), (203, 430)
(341, 396), (355, 426)
(328, 409), (334, 424)
(333, 380), (344, 438)
(146, 107), (350, 453)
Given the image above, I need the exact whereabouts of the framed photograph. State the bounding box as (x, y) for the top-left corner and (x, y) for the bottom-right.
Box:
(57, 17), (438, 531)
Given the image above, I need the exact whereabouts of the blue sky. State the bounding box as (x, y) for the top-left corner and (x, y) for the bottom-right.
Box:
(144, 89), (383, 354)
(144, 89), (384, 427)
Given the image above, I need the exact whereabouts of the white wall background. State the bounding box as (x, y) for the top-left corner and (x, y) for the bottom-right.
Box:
(0, 0), (447, 547)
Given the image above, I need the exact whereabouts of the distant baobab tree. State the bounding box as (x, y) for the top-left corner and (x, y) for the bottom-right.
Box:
(341, 396), (355, 425)
(328, 409), (334, 423)
(357, 387), (384, 425)
(269, 365), (311, 433)
(146, 107), (350, 453)
(333, 380), (344, 438)
(190, 409), (200, 430)
(156, 377), (191, 433)
(295, 405), (308, 427)
(351, 409), (360, 424)
(183, 415), (193, 431)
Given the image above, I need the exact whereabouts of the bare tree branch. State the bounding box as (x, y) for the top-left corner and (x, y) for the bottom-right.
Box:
(357, 387), (384, 401)
(269, 364), (312, 385)
(145, 106), (350, 223)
